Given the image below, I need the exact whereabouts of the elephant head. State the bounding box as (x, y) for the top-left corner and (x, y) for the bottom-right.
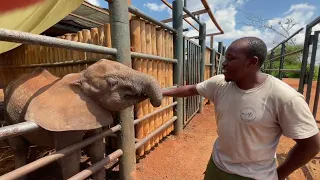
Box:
(74, 59), (162, 111)
(24, 59), (163, 131)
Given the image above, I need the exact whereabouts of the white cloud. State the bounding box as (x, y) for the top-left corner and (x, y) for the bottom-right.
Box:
(143, 3), (168, 12)
(85, 0), (101, 6)
(284, 3), (316, 15)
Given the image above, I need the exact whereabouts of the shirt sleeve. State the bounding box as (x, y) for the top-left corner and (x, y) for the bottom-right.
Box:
(195, 75), (225, 102)
(278, 96), (319, 139)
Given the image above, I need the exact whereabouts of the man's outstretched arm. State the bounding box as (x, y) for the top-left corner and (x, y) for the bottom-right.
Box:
(277, 133), (320, 179)
(162, 85), (199, 97)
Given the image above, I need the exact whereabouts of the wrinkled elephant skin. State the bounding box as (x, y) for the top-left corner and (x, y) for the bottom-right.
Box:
(4, 59), (163, 180)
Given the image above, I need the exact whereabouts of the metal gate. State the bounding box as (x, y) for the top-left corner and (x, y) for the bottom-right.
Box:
(182, 37), (201, 126)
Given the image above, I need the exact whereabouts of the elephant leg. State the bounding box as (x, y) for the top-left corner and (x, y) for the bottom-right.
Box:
(8, 136), (29, 180)
(54, 131), (85, 180)
(84, 128), (106, 180)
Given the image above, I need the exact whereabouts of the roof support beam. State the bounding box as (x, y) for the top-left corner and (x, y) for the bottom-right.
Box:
(161, 9), (207, 23)
(161, 0), (199, 31)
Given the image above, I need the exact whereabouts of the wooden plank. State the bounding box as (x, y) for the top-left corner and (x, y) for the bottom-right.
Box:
(156, 28), (164, 142)
(151, 24), (157, 148)
(145, 22), (152, 152)
(130, 18), (144, 157)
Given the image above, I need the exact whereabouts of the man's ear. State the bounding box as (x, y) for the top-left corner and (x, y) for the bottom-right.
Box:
(248, 56), (259, 67)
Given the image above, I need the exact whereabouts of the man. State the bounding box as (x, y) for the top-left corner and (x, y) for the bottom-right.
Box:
(162, 37), (320, 180)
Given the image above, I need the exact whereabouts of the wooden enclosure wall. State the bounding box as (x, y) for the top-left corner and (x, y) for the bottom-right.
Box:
(130, 17), (174, 158)
(203, 48), (211, 105)
(0, 25), (113, 86)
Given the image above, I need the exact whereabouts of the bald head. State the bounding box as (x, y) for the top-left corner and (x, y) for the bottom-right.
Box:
(231, 37), (267, 66)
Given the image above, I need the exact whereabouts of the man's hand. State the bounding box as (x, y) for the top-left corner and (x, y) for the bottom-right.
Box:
(277, 133), (320, 179)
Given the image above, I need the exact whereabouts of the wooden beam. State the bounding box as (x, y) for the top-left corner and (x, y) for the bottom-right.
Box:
(69, 13), (104, 26)
(200, 0), (224, 34)
(161, 0), (199, 31)
(161, 9), (207, 23)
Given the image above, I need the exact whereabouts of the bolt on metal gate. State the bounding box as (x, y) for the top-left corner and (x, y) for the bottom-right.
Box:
(0, 0), (225, 179)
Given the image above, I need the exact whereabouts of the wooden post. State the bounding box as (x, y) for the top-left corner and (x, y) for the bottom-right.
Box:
(156, 29), (164, 142)
(140, 20), (149, 154)
(145, 22), (152, 153)
(151, 24), (157, 148)
(130, 18), (144, 157)
(91, 28), (99, 59)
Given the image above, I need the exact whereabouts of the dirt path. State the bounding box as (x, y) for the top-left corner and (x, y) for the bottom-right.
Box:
(136, 78), (320, 180)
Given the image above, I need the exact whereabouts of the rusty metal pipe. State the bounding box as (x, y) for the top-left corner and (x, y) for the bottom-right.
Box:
(68, 149), (124, 180)
(134, 102), (178, 125)
(0, 122), (39, 141)
(0, 125), (121, 180)
(135, 116), (177, 149)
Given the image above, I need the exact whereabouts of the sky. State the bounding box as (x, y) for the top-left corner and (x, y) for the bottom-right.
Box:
(87, 0), (320, 62)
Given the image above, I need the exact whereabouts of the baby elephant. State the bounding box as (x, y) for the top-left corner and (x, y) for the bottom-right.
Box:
(4, 59), (163, 180)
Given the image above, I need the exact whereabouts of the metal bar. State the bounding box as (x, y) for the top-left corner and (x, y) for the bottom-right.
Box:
(128, 5), (177, 33)
(270, 27), (304, 51)
(182, 37), (186, 123)
(183, 7), (201, 24)
(268, 50), (274, 74)
(82, 1), (110, 15)
(0, 122), (39, 141)
(0, 28), (117, 55)
(187, 41), (191, 119)
(109, 1), (136, 180)
(69, 13), (104, 26)
(313, 66), (320, 118)
(268, 49), (303, 62)
(131, 52), (177, 63)
(205, 64), (212, 66)
(134, 102), (178, 125)
(68, 149), (123, 180)
(135, 116), (177, 149)
(0, 125), (121, 180)
(160, 0), (199, 31)
(0, 59), (100, 69)
(186, 107), (199, 122)
(172, 0), (184, 135)
(161, 9), (207, 23)
(298, 27), (313, 93)
(200, 0), (224, 34)
(193, 44), (196, 114)
(306, 16), (320, 29)
(188, 32), (221, 39)
(199, 23), (206, 113)
(210, 49), (215, 77)
(278, 43), (286, 79)
(264, 69), (301, 72)
(306, 31), (319, 104)
(0, 54), (177, 69)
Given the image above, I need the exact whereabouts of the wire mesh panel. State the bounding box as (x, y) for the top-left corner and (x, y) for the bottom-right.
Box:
(183, 37), (201, 126)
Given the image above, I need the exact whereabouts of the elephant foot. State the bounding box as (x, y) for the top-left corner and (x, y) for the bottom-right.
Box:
(8, 136), (29, 180)
(84, 128), (106, 180)
(54, 131), (85, 180)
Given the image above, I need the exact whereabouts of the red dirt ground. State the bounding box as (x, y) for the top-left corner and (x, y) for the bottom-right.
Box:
(136, 78), (320, 180)
(0, 78), (320, 179)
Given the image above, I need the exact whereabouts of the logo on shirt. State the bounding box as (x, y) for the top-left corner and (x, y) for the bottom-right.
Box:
(240, 107), (256, 122)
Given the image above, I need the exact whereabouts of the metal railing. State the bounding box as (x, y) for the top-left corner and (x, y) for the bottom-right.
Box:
(263, 16), (320, 120)
(0, 0), (225, 179)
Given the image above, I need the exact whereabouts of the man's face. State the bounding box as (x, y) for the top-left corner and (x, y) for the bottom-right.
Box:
(222, 41), (256, 82)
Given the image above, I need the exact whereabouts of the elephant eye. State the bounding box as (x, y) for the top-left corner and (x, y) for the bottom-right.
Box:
(106, 77), (118, 87)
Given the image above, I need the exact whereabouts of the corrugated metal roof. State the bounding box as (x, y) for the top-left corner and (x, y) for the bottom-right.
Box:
(42, 1), (110, 36)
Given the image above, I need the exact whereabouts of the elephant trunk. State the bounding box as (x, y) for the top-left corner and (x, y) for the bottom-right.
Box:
(138, 74), (163, 107)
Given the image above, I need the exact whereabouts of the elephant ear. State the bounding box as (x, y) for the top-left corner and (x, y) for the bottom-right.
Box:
(24, 73), (113, 132)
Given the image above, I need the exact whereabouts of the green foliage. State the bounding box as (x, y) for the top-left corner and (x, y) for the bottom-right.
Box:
(263, 44), (319, 80)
